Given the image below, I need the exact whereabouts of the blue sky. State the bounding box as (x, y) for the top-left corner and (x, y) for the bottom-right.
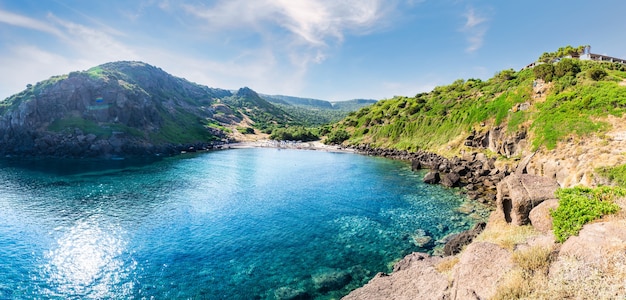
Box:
(1, 0), (625, 101)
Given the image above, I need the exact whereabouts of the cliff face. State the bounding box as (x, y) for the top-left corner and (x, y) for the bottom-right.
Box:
(0, 61), (286, 158)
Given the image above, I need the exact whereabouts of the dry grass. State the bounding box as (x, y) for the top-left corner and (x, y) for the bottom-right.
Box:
(492, 269), (534, 300)
(435, 256), (459, 275)
(532, 251), (626, 299)
(493, 245), (555, 300)
(494, 246), (626, 300)
(474, 218), (540, 250)
(512, 246), (553, 277)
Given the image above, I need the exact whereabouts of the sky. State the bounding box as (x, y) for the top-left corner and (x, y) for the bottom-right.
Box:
(1, 1), (626, 102)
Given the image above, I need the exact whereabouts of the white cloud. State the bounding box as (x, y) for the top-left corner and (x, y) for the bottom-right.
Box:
(461, 7), (489, 53)
(0, 9), (64, 37)
(183, 0), (387, 46)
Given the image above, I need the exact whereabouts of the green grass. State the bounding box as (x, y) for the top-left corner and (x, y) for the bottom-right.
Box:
(598, 164), (626, 188)
(552, 186), (623, 243)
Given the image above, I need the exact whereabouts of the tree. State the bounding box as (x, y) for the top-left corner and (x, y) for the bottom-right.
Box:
(554, 59), (581, 78)
(533, 64), (555, 82)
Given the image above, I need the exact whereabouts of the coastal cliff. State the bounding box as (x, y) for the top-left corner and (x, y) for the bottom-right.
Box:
(338, 47), (626, 299)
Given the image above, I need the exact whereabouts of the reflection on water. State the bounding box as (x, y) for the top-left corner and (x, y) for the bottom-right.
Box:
(40, 216), (134, 298)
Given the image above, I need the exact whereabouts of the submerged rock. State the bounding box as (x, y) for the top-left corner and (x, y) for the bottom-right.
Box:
(312, 269), (352, 293)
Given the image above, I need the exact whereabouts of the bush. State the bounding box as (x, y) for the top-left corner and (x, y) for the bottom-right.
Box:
(551, 187), (623, 243)
(587, 67), (608, 81)
(324, 129), (350, 144)
(236, 126), (255, 134)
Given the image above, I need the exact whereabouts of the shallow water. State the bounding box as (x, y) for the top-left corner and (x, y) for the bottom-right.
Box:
(0, 148), (486, 299)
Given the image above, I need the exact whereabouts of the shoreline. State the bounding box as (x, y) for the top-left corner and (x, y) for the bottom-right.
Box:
(227, 139), (357, 153)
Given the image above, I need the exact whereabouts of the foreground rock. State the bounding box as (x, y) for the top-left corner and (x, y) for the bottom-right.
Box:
(449, 242), (514, 300)
(343, 242), (513, 300)
(343, 253), (449, 300)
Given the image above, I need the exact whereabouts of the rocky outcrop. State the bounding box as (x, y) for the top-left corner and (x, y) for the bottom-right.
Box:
(553, 220), (626, 268)
(464, 126), (528, 158)
(495, 174), (560, 225)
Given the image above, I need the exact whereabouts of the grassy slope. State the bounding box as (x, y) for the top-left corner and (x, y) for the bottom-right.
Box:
(328, 59), (626, 155)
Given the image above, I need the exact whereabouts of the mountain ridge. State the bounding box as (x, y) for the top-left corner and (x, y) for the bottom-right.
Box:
(0, 61), (374, 158)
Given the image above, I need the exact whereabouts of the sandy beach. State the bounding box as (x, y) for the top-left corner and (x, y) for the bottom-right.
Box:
(227, 140), (356, 153)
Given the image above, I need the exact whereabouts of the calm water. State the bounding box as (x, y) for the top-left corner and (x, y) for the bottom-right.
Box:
(0, 148), (485, 299)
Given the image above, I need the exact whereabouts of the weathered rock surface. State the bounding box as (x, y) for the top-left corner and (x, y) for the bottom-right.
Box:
(449, 242), (514, 300)
(343, 241), (514, 300)
(554, 220), (626, 268)
(529, 199), (559, 233)
(342, 253), (449, 300)
(495, 174), (560, 225)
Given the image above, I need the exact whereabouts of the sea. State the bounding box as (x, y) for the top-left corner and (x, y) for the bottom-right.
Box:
(0, 147), (487, 299)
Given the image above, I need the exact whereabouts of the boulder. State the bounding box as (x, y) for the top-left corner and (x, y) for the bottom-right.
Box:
(495, 174), (560, 225)
(443, 222), (486, 256)
(529, 199), (559, 233)
(423, 171), (440, 184)
(441, 172), (461, 188)
(555, 220), (626, 267)
(449, 242), (514, 300)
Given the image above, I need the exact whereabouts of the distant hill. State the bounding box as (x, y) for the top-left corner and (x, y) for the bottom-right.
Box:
(262, 94), (377, 110)
(0, 61), (299, 157)
(260, 94), (377, 125)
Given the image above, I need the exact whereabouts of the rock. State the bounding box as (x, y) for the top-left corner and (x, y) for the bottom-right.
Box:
(529, 199), (559, 233)
(441, 172), (460, 188)
(555, 220), (626, 268)
(423, 171), (440, 184)
(343, 253), (449, 300)
(449, 242), (514, 300)
(495, 174), (560, 225)
(443, 222), (486, 256)
(411, 159), (422, 170)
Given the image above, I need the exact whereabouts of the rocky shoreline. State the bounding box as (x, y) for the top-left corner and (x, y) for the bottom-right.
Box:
(349, 144), (514, 206)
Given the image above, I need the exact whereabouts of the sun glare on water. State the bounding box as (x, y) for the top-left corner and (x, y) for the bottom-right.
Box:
(40, 217), (135, 298)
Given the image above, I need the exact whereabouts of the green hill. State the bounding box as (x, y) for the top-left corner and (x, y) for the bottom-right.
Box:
(325, 47), (626, 157)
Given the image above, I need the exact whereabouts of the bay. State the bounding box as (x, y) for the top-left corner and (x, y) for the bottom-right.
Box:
(0, 148), (486, 299)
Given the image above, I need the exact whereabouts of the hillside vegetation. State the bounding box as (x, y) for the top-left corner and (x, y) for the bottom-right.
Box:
(326, 48), (626, 156)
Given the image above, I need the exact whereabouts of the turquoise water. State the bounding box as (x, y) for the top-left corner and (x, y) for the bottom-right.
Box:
(0, 148), (484, 299)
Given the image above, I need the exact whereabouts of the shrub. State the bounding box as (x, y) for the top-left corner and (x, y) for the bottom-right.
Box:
(236, 126), (255, 134)
(324, 129), (350, 144)
(551, 186), (623, 243)
(587, 67), (608, 81)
